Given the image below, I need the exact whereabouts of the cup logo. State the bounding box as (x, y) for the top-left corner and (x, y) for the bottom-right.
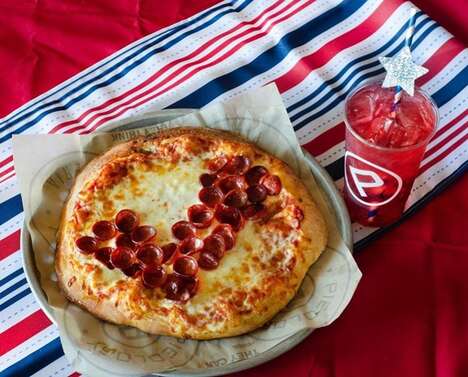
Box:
(344, 151), (402, 207)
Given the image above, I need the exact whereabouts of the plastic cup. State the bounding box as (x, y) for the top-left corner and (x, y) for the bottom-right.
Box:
(343, 81), (438, 227)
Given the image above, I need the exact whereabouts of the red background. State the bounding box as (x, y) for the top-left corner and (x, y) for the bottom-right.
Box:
(1, 1), (467, 376)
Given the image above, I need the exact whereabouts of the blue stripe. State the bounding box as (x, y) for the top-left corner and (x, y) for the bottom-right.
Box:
(292, 20), (438, 130)
(0, 0), (242, 129)
(0, 194), (23, 226)
(432, 65), (468, 107)
(1, 338), (64, 377)
(0, 278), (27, 298)
(0, 0), (254, 141)
(287, 12), (427, 116)
(0, 287), (31, 311)
(170, 0), (368, 109)
(0, 268), (23, 286)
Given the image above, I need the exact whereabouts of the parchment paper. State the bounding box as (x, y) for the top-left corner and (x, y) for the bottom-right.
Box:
(13, 84), (361, 376)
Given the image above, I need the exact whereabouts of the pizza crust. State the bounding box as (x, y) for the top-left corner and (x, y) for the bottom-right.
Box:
(55, 127), (327, 339)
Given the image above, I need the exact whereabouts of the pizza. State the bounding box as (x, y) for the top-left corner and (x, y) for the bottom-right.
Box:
(56, 127), (327, 339)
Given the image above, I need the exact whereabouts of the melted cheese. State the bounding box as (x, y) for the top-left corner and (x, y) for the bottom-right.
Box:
(59, 133), (322, 338)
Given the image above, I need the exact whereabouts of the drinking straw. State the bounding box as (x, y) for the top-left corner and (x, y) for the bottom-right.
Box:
(391, 7), (417, 112)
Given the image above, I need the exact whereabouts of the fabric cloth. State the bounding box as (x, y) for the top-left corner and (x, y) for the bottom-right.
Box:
(0, 0), (466, 376)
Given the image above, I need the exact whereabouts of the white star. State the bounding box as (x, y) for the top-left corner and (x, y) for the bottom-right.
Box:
(379, 46), (428, 96)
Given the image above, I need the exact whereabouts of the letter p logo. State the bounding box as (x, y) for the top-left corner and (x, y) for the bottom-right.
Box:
(344, 152), (402, 206)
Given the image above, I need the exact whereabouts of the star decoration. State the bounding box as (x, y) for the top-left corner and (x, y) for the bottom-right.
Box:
(379, 46), (428, 96)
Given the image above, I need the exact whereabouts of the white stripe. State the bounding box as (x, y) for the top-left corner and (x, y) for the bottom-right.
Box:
(316, 141), (345, 165)
(31, 356), (74, 377)
(58, 0), (315, 135)
(0, 325), (59, 371)
(352, 222), (376, 243)
(0, 176), (20, 203)
(0, 251), (21, 280)
(422, 124), (467, 166)
(0, 213), (23, 240)
(0, 294), (40, 332)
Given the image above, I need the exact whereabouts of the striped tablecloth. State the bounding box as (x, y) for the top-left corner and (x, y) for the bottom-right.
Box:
(1, 0), (466, 375)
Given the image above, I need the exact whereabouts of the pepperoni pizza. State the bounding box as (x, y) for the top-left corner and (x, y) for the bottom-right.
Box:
(56, 128), (327, 339)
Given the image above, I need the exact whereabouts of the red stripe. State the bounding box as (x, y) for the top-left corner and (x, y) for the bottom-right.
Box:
(49, 0), (303, 134)
(431, 109), (468, 141)
(424, 121), (467, 160)
(0, 171), (16, 184)
(417, 38), (465, 87)
(0, 310), (52, 356)
(303, 122), (345, 156)
(69, 373), (81, 377)
(0, 155), (12, 169)
(0, 165), (14, 179)
(0, 229), (20, 260)
(419, 126), (468, 174)
(275, 0), (401, 93)
(77, 0), (314, 135)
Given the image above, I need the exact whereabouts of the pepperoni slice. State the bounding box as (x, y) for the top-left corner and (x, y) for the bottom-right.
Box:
(199, 187), (224, 208)
(215, 204), (244, 231)
(164, 274), (191, 301)
(142, 266), (167, 288)
(110, 247), (134, 269)
(161, 243), (177, 263)
(92, 220), (116, 240)
(198, 252), (219, 270)
(203, 234), (226, 259)
(187, 204), (213, 228)
(245, 165), (268, 186)
(183, 276), (199, 296)
(131, 225), (157, 243)
(199, 173), (218, 187)
(223, 155), (251, 175)
(115, 209), (139, 233)
(122, 264), (141, 277)
(75, 236), (97, 254)
(212, 224), (236, 250)
(261, 174), (282, 195)
(115, 233), (137, 249)
(173, 256), (199, 277)
(178, 237), (204, 255)
(172, 221), (196, 240)
(224, 189), (248, 208)
(136, 244), (163, 266)
(243, 203), (268, 220)
(95, 247), (114, 269)
(246, 184), (267, 203)
(217, 175), (246, 194)
(207, 156), (228, 172)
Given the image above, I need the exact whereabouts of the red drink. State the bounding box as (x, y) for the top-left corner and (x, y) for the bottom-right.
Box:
(344, 82), (437, 227)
